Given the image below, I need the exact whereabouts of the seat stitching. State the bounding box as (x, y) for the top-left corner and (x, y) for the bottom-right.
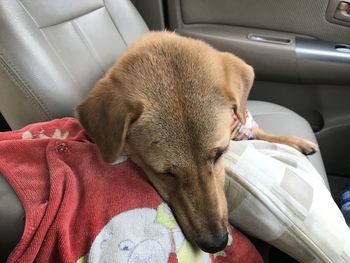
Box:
(37, 27), (82, 91)
(71, 20), (105, 75)
(0, 54), (52, 120)
(38, 6), (105, 29)
(16, 0), (40, 27)
(102, 0), (127, 46)
(18, 0), (104, 29)
(10, 0), (79, 119)
(16, 0), (79, 87)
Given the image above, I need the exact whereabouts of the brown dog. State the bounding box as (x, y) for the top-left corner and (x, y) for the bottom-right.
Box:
(75, 31), (316, 253)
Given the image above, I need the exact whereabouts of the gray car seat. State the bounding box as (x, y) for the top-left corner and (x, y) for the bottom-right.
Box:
(0, 0), (329, 261)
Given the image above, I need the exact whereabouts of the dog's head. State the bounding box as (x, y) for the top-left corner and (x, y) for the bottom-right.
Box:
(76, 32), (254, 253)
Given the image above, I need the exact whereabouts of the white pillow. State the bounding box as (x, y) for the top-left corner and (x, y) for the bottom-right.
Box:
(224, 140), (350, 263)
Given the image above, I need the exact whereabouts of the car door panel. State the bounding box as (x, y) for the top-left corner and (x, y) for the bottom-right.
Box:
(177, 0), (350, 44)
(174, 25), (350, 85)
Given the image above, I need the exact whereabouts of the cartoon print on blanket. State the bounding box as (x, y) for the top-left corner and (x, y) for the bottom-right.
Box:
(77, 203), (216, 263)
(0, 117), (262, 263)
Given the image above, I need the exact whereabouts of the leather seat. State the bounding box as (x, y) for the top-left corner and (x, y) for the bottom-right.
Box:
(0, 0), (329, 261)
(0, 0), (148, 130)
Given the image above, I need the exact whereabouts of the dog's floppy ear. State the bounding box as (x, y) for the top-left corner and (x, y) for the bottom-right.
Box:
(220, 52), (254, 124)
(75, 78), (142, 163)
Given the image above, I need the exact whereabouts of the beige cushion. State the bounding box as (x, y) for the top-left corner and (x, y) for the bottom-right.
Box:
(225, 140), (349, 263)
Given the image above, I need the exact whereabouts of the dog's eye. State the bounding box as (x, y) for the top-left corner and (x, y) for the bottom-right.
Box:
(213, 151), (224, 163)
(212, 145), (229, 164)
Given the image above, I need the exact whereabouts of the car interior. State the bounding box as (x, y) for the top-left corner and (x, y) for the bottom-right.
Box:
(0, 0), (349, 262)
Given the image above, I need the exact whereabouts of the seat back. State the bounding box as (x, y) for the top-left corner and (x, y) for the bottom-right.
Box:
(0, 0), (148, 129)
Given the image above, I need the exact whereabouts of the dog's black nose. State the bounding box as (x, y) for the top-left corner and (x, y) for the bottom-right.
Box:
(197, 232), (229, 254)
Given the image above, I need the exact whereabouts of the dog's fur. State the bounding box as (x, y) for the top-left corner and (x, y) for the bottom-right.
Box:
(76, 31), (316, 253)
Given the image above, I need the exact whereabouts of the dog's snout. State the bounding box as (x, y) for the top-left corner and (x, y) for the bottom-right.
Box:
(197, 231), (228, 254)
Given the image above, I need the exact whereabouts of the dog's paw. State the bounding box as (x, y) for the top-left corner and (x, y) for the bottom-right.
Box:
(302, 144), (318, 155)
(295, 139), (319, 155)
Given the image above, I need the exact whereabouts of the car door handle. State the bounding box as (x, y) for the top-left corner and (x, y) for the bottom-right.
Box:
(247, 34), (292, 45)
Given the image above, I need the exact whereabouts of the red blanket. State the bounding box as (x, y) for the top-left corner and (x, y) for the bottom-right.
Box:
(0, 118), (262, 263)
